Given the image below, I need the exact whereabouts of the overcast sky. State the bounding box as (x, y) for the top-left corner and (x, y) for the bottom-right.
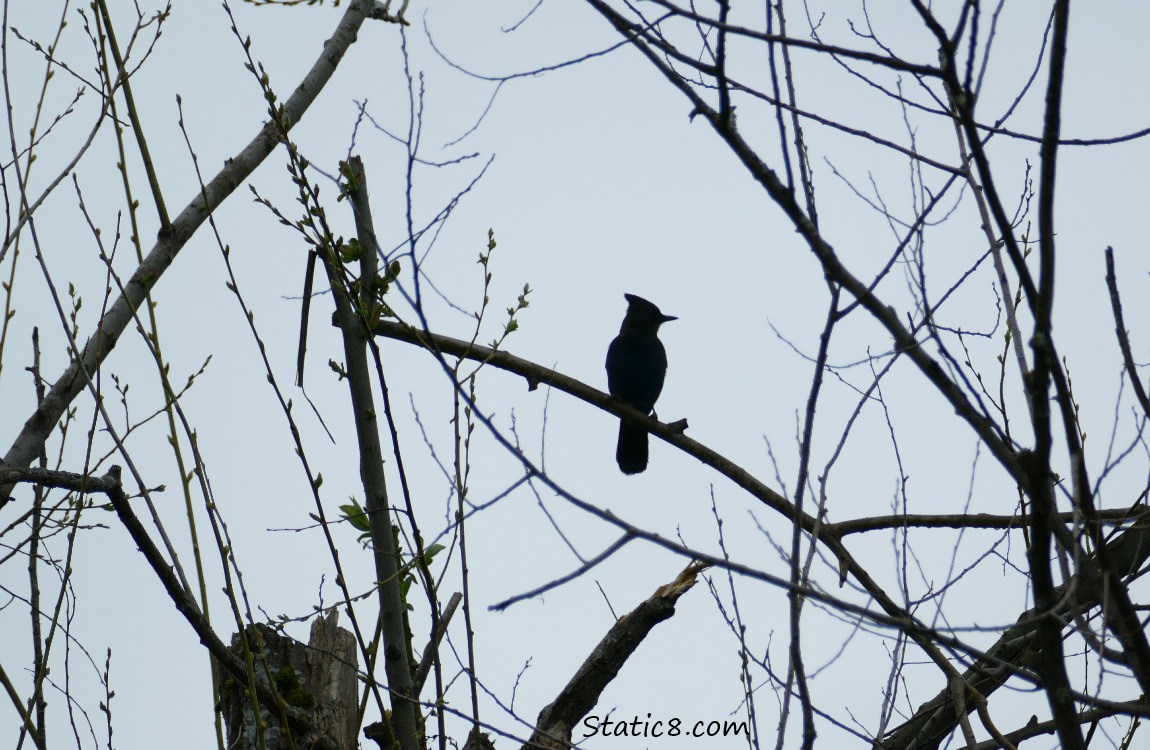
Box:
(4, 2), (1150, 748)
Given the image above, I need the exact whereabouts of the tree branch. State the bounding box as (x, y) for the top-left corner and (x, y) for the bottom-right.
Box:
(1104, 247), (1150, 418)
(0, 0), (381, 505)
(521, 562), (709, 750)
(0, 467), (321, 737)
(335, 156), (421, 750)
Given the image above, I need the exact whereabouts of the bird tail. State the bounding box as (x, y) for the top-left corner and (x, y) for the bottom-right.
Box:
(616, 421), (649, 474)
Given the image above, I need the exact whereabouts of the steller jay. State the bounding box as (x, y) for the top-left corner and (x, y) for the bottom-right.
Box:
(606, 294), (677, 474)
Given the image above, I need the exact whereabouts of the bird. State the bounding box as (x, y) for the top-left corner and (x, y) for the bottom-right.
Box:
(605, 294), (677, 474)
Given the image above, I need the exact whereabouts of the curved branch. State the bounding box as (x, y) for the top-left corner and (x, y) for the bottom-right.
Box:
(0, 466), (319, 735)
(364, 317), (797, 519)
(361, 317), (968, 689)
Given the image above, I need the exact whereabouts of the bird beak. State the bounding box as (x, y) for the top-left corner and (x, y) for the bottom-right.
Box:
(662, 314), (678, 323)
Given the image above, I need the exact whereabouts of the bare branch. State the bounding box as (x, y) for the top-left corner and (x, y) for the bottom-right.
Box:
(0, 0), (383, 505)
(521, 562), (710, 750)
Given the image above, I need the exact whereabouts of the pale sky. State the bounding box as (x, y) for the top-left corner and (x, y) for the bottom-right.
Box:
(4, 2), (1150, 748)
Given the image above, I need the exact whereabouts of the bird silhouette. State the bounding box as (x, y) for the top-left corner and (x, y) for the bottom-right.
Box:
(605, 294), (676, 474)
